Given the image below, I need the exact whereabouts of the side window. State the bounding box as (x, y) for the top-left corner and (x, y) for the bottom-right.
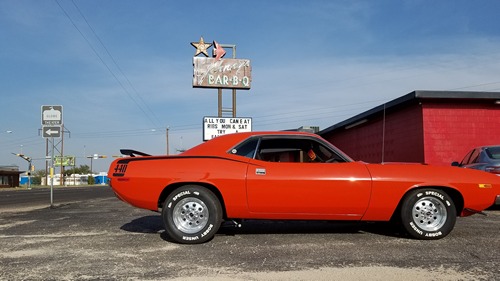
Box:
(230, 138), (259, 159)
(256, 137), (346, 163)
(257, 138), (301, 162)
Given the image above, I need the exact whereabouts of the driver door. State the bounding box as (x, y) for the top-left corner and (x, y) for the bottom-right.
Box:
(245, 136), (372, 220)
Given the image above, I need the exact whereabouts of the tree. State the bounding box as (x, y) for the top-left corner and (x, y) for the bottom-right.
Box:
(88, 176), (95, 185)
(64, 165), (91, 176)
(31, 169), (46, 185)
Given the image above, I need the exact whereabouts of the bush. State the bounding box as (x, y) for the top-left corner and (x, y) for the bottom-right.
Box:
(32, 176), (42, 185)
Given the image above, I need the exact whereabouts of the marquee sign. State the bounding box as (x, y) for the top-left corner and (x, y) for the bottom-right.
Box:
(193, 57), (252, 89)
(191, 36), (252, 90)
(203, 116), (252, 141)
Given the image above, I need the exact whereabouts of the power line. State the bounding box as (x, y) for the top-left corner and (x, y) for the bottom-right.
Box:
(70, 0), (163, 127)
(55, 0), (162, 128)
(67, 98), (384, 139)
(447, 81), (500, 91)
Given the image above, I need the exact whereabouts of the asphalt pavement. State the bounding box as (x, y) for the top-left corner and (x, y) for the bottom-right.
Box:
(0, 185), (499, 280)
(0, 185), (112, 211)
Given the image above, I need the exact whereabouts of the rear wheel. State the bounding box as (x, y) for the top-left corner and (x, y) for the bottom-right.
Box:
(400, 189), (456, 240)
(162, 185), (222, 244)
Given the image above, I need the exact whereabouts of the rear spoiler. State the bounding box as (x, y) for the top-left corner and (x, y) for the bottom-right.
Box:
(119, 149), (151, 157)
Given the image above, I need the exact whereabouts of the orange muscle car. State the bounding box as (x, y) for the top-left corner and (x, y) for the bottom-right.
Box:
(108, 131), (500, 244)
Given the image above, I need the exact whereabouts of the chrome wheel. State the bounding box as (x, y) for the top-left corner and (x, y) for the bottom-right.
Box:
(412, 196), (447, 231)
(172, 197), (209, 234)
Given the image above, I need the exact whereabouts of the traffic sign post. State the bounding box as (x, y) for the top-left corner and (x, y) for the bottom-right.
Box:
(40, 105), (63, 208)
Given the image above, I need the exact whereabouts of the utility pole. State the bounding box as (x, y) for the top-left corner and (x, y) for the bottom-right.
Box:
(166, 127), (170, 155)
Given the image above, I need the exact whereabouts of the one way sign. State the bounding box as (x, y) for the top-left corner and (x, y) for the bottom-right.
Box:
(42, 126), (61, 138)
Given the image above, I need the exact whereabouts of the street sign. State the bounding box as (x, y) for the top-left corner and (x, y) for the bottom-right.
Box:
(42, 126), (61, 138)
(41, 105), (63, 126)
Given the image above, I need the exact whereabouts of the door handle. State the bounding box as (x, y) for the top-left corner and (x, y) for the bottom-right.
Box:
(255, 168), (266, 175)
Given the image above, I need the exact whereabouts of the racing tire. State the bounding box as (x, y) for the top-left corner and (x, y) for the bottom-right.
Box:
(162, 185), (222, 244)
(400, 188), (456, 240)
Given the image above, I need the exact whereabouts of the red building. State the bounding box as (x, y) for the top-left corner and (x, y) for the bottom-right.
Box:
(319, 91), (500, 166)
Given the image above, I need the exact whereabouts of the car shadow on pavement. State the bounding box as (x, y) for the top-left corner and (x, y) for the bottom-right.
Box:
(119, 216), (406, 242)
(120, 215), (164, 234)
(219, 220), (404, 238)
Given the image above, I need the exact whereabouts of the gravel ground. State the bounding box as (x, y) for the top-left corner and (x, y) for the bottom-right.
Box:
(0, 189), (499, 280)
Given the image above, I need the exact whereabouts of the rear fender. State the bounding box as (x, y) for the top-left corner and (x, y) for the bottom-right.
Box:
(158, 182), (227, 219)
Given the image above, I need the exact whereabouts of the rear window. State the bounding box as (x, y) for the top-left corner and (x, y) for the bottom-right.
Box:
(230, 137), (259, 158)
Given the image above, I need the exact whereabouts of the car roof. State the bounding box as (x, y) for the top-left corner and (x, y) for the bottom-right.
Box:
(181, 131), (320, 157)
(476, 145), (500, 149)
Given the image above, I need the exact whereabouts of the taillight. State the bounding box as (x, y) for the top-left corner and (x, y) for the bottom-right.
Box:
(485, 166), (500, 175)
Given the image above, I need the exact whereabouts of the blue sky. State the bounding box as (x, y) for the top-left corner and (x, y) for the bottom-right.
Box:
(2, 0), (500, 173)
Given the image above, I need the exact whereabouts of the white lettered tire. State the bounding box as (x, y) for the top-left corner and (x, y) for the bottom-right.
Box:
(400, 188), (457, 240)
(162, 185), (222, 244)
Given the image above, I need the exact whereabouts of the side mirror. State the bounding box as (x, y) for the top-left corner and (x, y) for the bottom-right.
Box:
(451, 161), (460, 167)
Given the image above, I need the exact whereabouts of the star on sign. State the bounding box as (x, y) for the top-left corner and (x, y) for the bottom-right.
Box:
(191, 36), (212, 57)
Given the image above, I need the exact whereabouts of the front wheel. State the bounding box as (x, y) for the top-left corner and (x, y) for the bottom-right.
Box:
(162, 185), (222, 244)
(400, 189), (456, 240)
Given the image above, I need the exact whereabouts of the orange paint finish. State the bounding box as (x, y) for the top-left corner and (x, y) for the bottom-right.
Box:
(245, 160), (372, 220)
(110, 156), (251, 214)
(108, 131), (500, 223)
(363, 163), (500, 220)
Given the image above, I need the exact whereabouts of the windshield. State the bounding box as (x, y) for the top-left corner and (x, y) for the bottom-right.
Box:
(485, 147), (500, 160)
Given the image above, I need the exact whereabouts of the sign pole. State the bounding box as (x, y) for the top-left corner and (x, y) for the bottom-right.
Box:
(50, 137), (54, 208)
(40, 105), (63, 207)
(61, 124), (65, 186)
(218, 89), (223, 117)
(230, 45), (237, 118)
(232, 89), (236, 117)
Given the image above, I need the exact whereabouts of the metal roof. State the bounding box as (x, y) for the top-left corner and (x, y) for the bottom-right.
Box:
(319, 90), (500, 136)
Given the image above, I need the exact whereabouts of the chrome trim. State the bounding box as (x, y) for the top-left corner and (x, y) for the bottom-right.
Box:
(412, 196), (448, 231)
(255, 168), (266, 175)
